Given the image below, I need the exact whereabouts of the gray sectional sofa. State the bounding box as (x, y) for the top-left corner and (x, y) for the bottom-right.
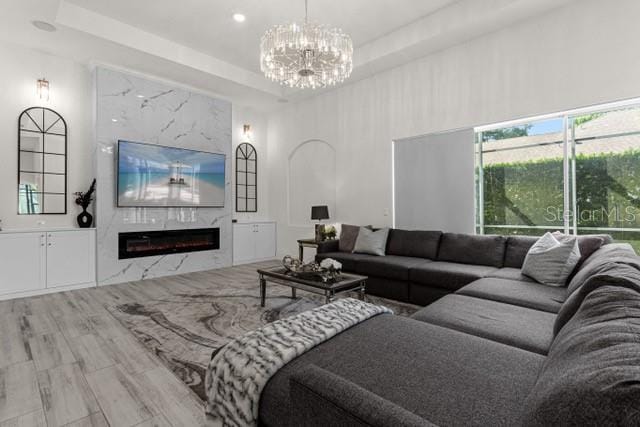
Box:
(258, 230), (640, 426)
(316, 231), (549, 305)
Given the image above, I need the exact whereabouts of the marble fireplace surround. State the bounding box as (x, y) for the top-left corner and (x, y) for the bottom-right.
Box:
(95, 68), (232, 285)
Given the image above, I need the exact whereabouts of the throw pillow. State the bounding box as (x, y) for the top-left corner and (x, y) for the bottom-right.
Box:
(353, 227), (390, 256)
(339, 224), (361, 252)
(575, 235), (606, 263)
(522, 232), (581, 286)
(550, 232), (606, 280)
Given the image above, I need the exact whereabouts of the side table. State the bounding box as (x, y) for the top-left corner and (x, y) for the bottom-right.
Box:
(297, 238), (319, 261)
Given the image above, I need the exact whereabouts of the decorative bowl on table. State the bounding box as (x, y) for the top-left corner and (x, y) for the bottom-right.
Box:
(282, 255), (342, 283)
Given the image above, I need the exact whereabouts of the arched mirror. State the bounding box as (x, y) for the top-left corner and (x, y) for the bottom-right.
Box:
(236, 142), (257, 212)
(18, 107), (67, 214)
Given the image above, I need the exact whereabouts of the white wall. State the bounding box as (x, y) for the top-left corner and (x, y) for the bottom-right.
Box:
(0, 41), (93, 230)
(267, 0), (640, 257)
(0, 41), (270, 232)
(288, 140), (336, 227)
(231, 105), (269, 221)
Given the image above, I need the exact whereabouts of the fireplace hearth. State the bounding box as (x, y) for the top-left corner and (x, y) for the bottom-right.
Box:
(118, 228), (220, 259)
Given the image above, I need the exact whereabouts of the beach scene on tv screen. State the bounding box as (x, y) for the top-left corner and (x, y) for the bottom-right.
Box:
(118, 141), (225, 207)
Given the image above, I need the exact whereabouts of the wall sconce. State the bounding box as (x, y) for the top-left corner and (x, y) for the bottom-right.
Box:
(242, 124), (253, 142)
(37, 78), (50, 102)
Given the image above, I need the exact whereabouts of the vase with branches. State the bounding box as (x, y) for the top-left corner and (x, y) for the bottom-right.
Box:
(74, 179), (96, 228)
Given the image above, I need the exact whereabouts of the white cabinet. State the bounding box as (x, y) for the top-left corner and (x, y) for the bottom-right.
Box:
(255, 223), (276, 260)
(233, 223), (257, 264)
(0, 229), (96, 299)
(233, 221), (276, 265)
(0, 232), (46, 294)
(47, 230), (96, 288)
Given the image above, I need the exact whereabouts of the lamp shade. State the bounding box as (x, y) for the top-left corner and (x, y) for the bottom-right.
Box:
(311, 205), (330, 221)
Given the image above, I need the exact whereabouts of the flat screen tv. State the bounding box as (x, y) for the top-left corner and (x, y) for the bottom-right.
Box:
(117, 140), (225, 208)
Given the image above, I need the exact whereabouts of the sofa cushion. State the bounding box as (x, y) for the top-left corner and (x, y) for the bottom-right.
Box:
(260, 315), (545, 427)
(408, 285), (450, 306)
(554, 261), (640, 336)
(549, 233), (610, 282)
(572, 234), (610, 271)
(355, 255), (430, 281)
(503, 234), (611, 270)
(411, 294), (555, 354)
(521, 232), (581, 286)
(566, 243), (638, 295)
(385, 229), (442, 260)
(409, 261), (497, 291)
(364, 277), (411, 303)
(437, 233), (506, 267)
(521, 285), (640, 426)
(503, 236), (539, 268)
(338, 224), (361, 252)
(316, 252), (371, 272)
(315, 239), (339, 254)
(486, 267), (535, 282)
(353, 227), (390, 256)
(457, 278), (565, 313)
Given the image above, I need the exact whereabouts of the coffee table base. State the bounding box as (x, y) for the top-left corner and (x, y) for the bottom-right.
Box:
(259, 274), (366, 307)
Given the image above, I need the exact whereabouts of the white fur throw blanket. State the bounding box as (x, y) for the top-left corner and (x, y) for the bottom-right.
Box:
(205, 298), (393, 426)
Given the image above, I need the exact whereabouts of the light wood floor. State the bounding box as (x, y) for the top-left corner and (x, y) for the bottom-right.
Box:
(0, 260), (279, 427)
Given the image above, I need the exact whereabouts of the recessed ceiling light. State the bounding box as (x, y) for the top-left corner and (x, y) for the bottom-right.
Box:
(136, 94), (145, 98)
(111, 118), (118, 122)
(32, 20), (57, 32)
(233, 13), (246, 23)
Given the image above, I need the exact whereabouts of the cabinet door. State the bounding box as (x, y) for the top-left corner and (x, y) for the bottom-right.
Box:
(0, 232), (46, 295)
(47, 231), (96, 288)
(233, 224), (256, 264)
(255, 223), (276, 260)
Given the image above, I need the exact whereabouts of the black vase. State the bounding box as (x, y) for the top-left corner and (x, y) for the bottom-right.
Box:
(77, 208), (93, 228)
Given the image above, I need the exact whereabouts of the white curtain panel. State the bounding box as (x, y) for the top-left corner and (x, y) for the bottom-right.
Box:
(394, 128), (475, 233)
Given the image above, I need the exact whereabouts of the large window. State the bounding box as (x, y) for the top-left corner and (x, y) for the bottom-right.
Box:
(476, 103), (640, 251)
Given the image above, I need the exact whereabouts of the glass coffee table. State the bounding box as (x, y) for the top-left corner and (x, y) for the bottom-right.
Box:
(257, 267), (367, 307)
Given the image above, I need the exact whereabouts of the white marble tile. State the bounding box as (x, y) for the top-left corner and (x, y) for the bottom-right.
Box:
(95, 68), (232, 285)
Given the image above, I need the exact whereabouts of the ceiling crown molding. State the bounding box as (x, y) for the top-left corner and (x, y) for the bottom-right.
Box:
(282, 0), (575, 101)
(55, 0), (283, 98)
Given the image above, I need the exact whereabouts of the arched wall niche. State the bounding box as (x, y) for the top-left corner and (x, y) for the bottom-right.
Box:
(287, 139), (337, 226)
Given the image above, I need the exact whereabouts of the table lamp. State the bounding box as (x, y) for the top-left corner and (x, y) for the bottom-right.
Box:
(311, 205), (330, 242)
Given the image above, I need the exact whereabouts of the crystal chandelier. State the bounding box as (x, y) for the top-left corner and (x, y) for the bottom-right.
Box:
(260, 0), (353, 89)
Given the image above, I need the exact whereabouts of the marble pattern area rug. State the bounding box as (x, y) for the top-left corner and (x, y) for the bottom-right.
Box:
(105, 271), (419, 401)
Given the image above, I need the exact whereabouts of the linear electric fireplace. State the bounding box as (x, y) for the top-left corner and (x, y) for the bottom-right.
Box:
(118, 228), (220, 259)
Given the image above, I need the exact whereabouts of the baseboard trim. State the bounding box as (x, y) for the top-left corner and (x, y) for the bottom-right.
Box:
(233, 256), (278, 266)
(0, 281), (97, 301)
